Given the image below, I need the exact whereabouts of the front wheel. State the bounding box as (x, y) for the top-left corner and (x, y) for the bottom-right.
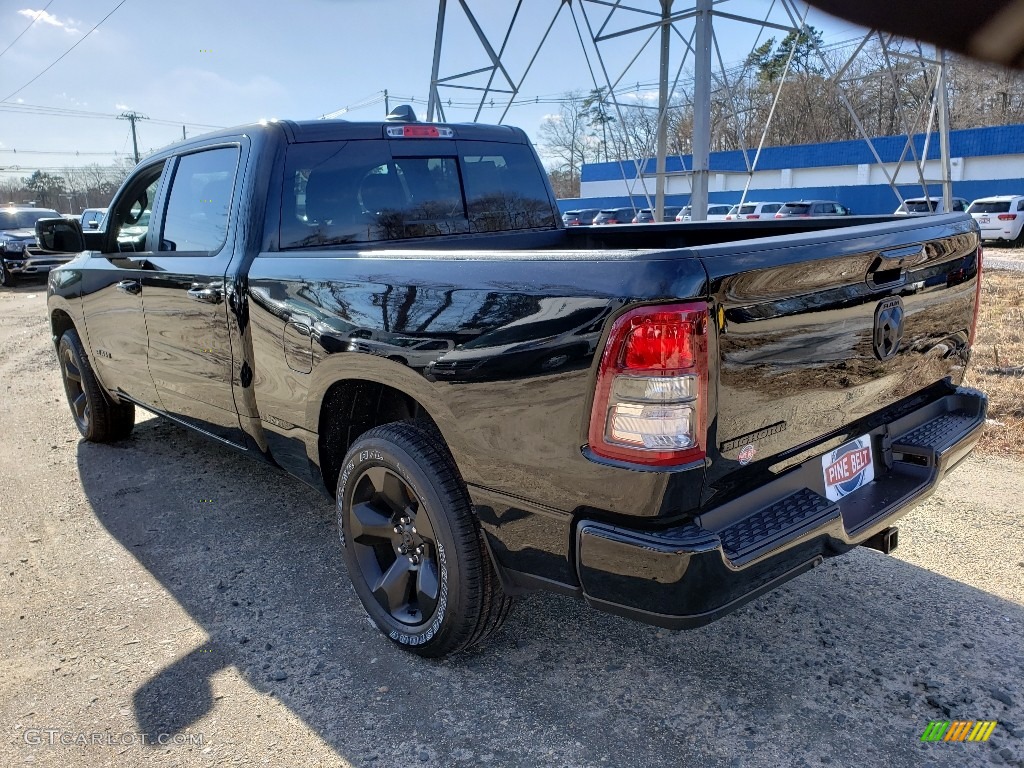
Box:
(58, 329), (135, 442)
(0, 258), (16, 287)
(336, 421), (513, 657)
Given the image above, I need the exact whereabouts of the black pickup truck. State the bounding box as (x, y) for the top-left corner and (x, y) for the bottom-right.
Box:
(43, 109), (986, 657)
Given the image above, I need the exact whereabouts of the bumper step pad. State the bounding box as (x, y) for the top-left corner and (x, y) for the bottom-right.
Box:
(716, 488), (838, 566)
(892, 410), (978, 456)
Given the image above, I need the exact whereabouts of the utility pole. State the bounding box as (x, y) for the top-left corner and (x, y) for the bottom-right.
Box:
(182, 125), (187, 141)
(690, 0), (713, 221)
(118, 111), (149, 164)
(384, 89), (390, 116)
(936, 48), (953, 212)
(654, 0), (672, 222)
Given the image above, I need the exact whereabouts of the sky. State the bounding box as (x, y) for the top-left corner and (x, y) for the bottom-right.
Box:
(0, 0), (866, 188)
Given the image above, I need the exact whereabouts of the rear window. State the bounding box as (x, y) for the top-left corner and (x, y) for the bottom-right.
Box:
(738, 204), (757, 215)
(780, 203), (810, 214)
(904, 200), (937, 213)
(969, 201), (1012, 214)
(279, 139), (555, 249)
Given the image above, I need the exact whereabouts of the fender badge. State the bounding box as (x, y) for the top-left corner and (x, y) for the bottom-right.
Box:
(738, 444), (757, 465)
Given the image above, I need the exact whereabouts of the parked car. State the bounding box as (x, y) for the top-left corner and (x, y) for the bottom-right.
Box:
(591, 207), (636, 225)
(894, 197), (969, 215)
(562, 208), (600, 226)
(633, 206), (683, 223)
(43, 108), (985, 658)
(674, 203), (733, 221)
(725, 201), (785, 220)
(0, 205), (74, 287)
(775, 200), (852, 218)
(79, 208), (108, 231)
(967, 196), (1024, 245)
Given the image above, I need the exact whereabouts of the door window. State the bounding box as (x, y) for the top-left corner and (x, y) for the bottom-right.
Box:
(106, 163), (164, 253)
(159, 147), (240, 254)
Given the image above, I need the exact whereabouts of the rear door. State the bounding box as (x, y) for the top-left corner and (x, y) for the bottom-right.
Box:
(141, 142), (247, 446)
(700, 216), (980, 502)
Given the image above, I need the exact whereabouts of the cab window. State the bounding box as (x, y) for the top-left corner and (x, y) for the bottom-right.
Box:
(159, 146), (240, 254)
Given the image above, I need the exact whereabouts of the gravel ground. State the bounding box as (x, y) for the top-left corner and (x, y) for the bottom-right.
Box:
(1, 285), (1022, 768)
(983, 244), (1024, 272)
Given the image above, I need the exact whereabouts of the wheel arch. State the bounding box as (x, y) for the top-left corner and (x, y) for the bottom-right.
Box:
(309, 366), (462, 498)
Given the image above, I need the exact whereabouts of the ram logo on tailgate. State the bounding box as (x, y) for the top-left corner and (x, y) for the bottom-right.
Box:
(873, 296), (905, 361)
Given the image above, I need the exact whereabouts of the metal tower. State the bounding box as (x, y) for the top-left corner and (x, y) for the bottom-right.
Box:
(427, 1), (954, 218)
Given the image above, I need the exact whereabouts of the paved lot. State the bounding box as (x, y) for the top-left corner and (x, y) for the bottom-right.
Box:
(1, 285), (1022, 768)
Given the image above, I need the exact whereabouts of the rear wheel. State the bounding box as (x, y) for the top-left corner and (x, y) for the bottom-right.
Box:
(336, 421), (513, 657)
(58, 329), (135, 442)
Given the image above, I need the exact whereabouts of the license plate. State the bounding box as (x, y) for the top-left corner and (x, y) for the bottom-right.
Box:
(980, 217), (990, 224)
(822, 434), (875, 501)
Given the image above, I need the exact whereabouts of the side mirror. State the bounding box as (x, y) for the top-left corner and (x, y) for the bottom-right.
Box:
(35, 217), (85, 253)
(87, 220), (99, 230)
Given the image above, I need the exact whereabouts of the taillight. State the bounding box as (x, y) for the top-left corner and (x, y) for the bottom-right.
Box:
(588, 303), (708, 467)
(631, 217), (639, 223)
(775, 213), (784, 218)
(998, 213), (1017, 221)
(746, 214), (760, 219)
(969, 245), (983, 346)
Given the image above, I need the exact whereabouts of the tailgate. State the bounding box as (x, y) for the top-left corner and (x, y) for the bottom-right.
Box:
(699, 214), (980, 503)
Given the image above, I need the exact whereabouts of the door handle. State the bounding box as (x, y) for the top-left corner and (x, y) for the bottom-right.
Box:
(187, 282), (223, 304)
(116, 279), (141, 295)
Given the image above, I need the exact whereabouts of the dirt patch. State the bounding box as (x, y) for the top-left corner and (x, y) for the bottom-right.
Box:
(965, 269), (1024, 457)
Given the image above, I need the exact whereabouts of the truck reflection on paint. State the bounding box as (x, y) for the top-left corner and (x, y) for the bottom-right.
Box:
(425, 297), (612, 382)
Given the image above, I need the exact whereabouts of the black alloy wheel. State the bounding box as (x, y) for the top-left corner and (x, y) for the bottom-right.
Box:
(348, 464), (441, 625)
(61, 342), (91, 434)
(337, 421), (513, 657)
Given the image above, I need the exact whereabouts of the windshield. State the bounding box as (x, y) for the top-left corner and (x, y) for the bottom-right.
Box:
(0, 209), (61, 229)
(969, 201), (1011, 214)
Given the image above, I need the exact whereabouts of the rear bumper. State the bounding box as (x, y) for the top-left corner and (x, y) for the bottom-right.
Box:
(575, 388), (987, 629)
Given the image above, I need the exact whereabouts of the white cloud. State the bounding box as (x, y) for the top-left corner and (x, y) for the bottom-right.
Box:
(17, 8), (80, 34)
(115, 103), (130, 110)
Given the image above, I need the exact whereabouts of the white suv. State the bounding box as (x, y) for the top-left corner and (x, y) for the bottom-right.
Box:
(724, 201), (785, 221)
(967, 195), (1024, 245)
(894, 197), (969, 215)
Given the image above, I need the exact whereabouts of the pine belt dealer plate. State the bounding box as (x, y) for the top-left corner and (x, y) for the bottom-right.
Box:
(822, 434), (875, 502)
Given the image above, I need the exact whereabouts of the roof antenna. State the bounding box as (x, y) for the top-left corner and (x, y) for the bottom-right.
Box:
(385, 105), (418, 123)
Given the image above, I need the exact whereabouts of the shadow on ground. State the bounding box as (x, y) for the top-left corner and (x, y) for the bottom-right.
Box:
(77, 418), (1024, 767)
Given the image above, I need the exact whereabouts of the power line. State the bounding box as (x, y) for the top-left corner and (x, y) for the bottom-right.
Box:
(0, 101), (226, 130)
(0, 0), (57, 60)
(0, 148), (124, 156)
(2, 0), (131, 103)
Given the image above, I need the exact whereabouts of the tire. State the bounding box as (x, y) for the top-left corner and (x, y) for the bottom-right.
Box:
(0, 258), (16, 288)
(57, 329), (136, 442)
(336, 421), (513, 657)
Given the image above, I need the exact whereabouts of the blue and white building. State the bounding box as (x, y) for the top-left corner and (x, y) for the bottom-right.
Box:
(563, 124), (1024, 214)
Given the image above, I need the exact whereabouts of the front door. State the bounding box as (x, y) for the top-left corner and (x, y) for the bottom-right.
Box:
(79, 162), (167, 408)
(141, 144), (246, 446)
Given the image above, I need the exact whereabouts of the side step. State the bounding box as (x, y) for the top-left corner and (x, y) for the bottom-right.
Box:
(714, 488), (839, 566)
